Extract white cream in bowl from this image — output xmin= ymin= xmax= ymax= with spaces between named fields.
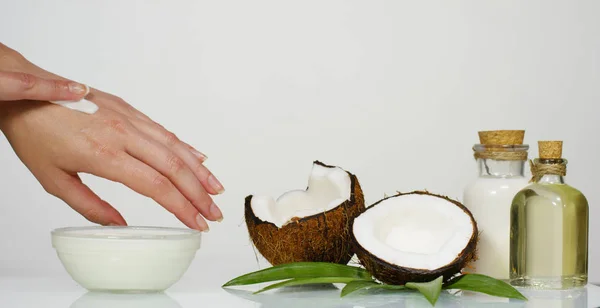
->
xmin=51 ymin=226 xmax=202 ymax=293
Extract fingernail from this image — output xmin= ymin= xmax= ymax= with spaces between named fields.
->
xmin=210 ymin=202 xmax=223 ymax=222
xmin=208 ymin=175 xmax=225 ymax=194
xmin=68 ymin=82 xmax=88 ymax=95
xmin=190 ymin=149 xmax=208 ymax=162
xmin=196 ymin=213 xmax=209 ymax=232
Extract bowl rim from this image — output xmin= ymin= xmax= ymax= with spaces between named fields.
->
xmin=51 ymin=225 xmax=202 ymax=241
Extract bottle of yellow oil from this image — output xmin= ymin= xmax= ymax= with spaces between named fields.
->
xmin=509 ymin=141 xmax=589 ymax=289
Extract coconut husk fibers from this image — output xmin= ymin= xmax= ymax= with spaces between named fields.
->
xmin=351 ymin=190 xmax=479 ymax=285
xmin=245 ymin=161 xmax=366 ymax=266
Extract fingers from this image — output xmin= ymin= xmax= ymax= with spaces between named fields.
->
xmin=41 ymin=169 xmax=127 ymax=226
xmin=86 ymin=150 xmax=210 ymax=231
xmin=130 ymin=119 xmax=224 ymax=196
xmin=0 ymin=71 xmax=88 ymax=102
xmin=181 ymin=141 xmax=208 ymax=161
xmin=125 ymin=130 xmax=224 ymax=222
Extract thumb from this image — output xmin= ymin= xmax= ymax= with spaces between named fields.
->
xmin=0 ymin=71 xmax=88 ymax=102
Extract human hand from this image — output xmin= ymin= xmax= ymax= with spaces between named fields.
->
xmin=0 ymin=43 xmax=223 ymax=231
xmin=0 ymin=70 xmax=89 ymax=102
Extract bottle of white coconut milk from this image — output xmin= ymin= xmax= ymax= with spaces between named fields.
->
xmin=462 ymin=130 xmax=529 ymax=280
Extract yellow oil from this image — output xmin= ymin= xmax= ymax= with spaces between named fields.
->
xmin=509 ymin=182 xmax=589 ymax=289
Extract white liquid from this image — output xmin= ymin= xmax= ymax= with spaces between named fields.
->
xmin=463 ymin=176 xmax=529 ymax=280
xmin=51 ymin=226 xmax=201 ymax=292
xmin=50 ymin=85 xmax=99 ymax=114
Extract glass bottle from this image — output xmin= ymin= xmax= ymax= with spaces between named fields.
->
xmin=510 ymin=141 xmax=589 ymax=289
xmin=463 ymin=130 xmax=529 ymax=280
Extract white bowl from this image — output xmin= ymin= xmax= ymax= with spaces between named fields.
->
xmin=51 ymin=226 xmax=202 ymax=293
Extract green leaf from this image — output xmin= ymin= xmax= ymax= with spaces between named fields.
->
xmin=254 ymin=277 xmax=366 ymax=294
xmin=341 ymin=281 xmax=380 ymax=297
xmin=443 ymin=274 xmax=527 ymax=301
xmin=405 ymin=276 xmax=443 ymax=306
xmin=223 ymin=262 xmax=371 ymax=287
xmin=341 ymin=280 xmax=406 ymax=297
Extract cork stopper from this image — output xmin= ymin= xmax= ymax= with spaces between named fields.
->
xmin=538 ymin=141 xmax=563 ymax=159
xmin=478 ymin=130 xmax=525 ymax=145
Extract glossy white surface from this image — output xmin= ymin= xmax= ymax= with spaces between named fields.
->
xmin=1 ymin=274 xmax=599 ymax=308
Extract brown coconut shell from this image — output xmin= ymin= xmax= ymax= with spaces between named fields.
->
xmin=245 ymin=161 xmax=365 ymax=266
xmin=351 ymin=190 xmax=478 ymax=285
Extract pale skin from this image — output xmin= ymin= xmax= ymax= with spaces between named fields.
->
xmin=0 ymin=43 xmax=223 ymax=232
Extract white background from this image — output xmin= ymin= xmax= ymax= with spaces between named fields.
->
xmin=1 ymin=0 xmax=599 ymax=285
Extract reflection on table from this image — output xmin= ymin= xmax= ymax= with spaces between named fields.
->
xmin=70 ymin=291 xmax=182 ymax=308
xmin=224 ymin=283 xmax=590 ymax=308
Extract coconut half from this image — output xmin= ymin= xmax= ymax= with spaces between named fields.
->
xmin=351 ymin=191 xmax=478 ymax=285
xmin=245 ymin=161 xmax=365 ymax=265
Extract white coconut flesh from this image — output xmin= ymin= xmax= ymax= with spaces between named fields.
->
xmin=353 ymin=194 xmax=474 ymax=270
xmin=251 ymin=164 xmax=351 ymax=228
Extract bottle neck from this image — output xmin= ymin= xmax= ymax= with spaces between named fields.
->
xmin=537 ymin=174 xmax=565 ymax=184
xmin=477 ymin=158 xmax=526 ymax=178
xmin=532 ymin=159 xmax=567 ymax=184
